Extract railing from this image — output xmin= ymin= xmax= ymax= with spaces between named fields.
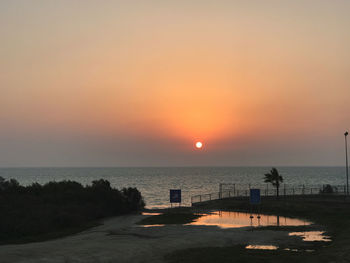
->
xmin=191 ymin=184 xmax=346 ymax=204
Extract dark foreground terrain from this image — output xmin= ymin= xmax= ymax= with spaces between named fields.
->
xmin=0 ymin=177 xmax=144 ymax=244
xmin=162 ymin=195 xmax=350 ymax=263
xmin=0 ymin=189 xmax=349 ymax=262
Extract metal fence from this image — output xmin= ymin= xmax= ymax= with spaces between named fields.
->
xmin=191 ymin=184 xmax=346 ymax=204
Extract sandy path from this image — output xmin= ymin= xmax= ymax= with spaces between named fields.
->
xmin=0 ymin=214 xmax=293 ymax=263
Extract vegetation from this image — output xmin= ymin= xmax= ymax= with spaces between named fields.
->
xmin=264 ymin=168 xmax=283 ymax=197
xmin=0 ymin=177 xmax=144 ymax=244
xmin=165 ymin=245 xmax=315 ymax=263
xmin=137 ymin=212 xmax=201 ymax=225
xmin=320 ymin=184 xmax=335 ymax=194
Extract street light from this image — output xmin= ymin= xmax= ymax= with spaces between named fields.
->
xmin=345 ymin=131 xmax=349 ymax=195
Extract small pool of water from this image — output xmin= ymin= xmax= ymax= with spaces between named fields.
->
xmin=289 ymin=231 xmax=331 ymax=242
xmin=141 ymin=212 xmax=162 ymax=216
xmin=141 ymin=224 xmax=165 ymax=227
xmin=187 ymin=211 xmax=312 ymax=228
xmin=246 ymin=245 xmax=278 ymax=250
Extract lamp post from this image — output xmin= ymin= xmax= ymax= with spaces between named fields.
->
xmin=345 ymin=131 xmax=349 ymax=195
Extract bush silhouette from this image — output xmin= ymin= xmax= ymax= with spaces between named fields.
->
xmin=320 ymin=184 xmax=334 ymax=194
xmin=0 ymin=177 xmax=145 ymax=244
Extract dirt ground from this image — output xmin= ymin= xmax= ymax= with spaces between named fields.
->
xmin=0 ymin=213 xmax=308 ymax=263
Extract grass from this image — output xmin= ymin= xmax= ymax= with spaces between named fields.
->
xmin=164 ymin=195 xmax=350 ymax=263
xmin=164 ymin=245 xmax=322 ymax=263
xmin=137 ymin=212 xmax=201 ymax=225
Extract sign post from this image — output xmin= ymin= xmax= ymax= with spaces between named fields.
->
xmin=250 ymin=189 xmax=261 ymax=205
xmin=249 ymin=189 xmax=261 ymax=227
xmin=170 ymin=189 xmax=181 ymax=207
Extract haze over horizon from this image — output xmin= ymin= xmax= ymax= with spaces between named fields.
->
xmin=1 ymin=0 xmax=349 ymax=167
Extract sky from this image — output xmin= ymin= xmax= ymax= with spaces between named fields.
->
xmin=1 ymin=0 xmax=349 ymax=167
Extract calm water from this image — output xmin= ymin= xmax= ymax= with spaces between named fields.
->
xmin=0 ymin=167 xmax=345 ymax=208
xmin=289 ymin=231 xmax=331 ymax=242
xmin=187 ymin=211 xmax=311 ymax=228
xmin=140 ymin=211 xmax=311 ymax=228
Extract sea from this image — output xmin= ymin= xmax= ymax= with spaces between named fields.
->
xmin=0 ymin=167 xmax=346 ymax=208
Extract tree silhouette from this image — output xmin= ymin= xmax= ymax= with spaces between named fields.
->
xmin=264 ymin=168 xmax=283 ymax=197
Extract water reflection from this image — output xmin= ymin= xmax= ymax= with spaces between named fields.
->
xmin=284 ymin=248 xmax=299 ymax=252
xmin=284 ymin=248 xmax=315 ymax=252
xmin=289 ymin=231 xmax=331 ymax=242
xmin=187 ymin=211 xmax=311 ymax=228
xmin=141 ymin=224 xmax=165 ymax=227
xmin=141 ymin=212 xmax=162 ymax=216
xmin=246 ymin=245 xmax=278 ymax=250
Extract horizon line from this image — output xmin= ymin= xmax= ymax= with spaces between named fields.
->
xmin=0 ymin=165 xmax=346 ymax=169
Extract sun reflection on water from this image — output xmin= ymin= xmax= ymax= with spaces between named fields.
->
xmin=289 ymin=231 xmax=331 ymax=242
xmin=246 ymin=245 xmax=278 ymax=250
xmin=187 ymin=211 xmax=311 ymax=228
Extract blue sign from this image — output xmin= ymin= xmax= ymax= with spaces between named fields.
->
xmin=250 ymin=189 xmax=261 ymax=204
xmin=170 ymin=189 xmax=181 ymax=203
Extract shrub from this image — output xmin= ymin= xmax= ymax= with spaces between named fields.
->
xmin=320 ymin=184 xmax=334 ymax=194
xmin=0 ymin=178 xmax=145 ymax=243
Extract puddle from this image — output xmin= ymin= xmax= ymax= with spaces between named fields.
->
xmin=139 ymin=212 xmax=164 ymax=227
xmin=284 ymin=248 xmax=299 ymax=252
xmin=246 ymin=245 xmax=278 ymax=250
xmin=289 ymin=231 xmax=331 ymax=242
xmin=141 ymin=224 xmax=165 ymax=227
xmin=141 ymin=212 xmax=162 ymax=216
xmin=187 ymin=211 xmax=311 ymax=228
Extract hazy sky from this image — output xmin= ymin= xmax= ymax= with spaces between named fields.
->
xmin=1 ymin=0 xmax=349 ymax=167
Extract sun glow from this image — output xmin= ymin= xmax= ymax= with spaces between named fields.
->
xmin=195 ymin=141 xmax=203 ymax=149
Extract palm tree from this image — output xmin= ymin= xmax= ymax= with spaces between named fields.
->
xmin=264 ymin=168 xmax=283 ymax=197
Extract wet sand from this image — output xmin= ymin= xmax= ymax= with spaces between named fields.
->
xmin=0 ymin=213 xmax=312 ymax=263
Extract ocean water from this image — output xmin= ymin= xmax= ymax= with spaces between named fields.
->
xmin=0 ymin=167 xmax=346 ymax=208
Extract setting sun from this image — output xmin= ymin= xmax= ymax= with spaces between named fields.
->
xmin=195 ymin=142 xmax=203 ymax=149
xmin=0 ymin=1 xmax=349 ymax=262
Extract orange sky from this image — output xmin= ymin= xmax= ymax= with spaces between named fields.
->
xmin=0 ymin=1 xmax=349 ymax=166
